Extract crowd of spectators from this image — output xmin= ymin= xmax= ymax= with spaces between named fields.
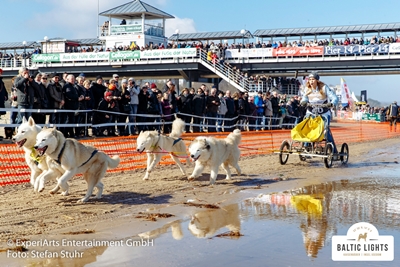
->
xmin=2 ymin=34 xmax=399 ymax=63
xmin=3 ymin=68 xmax=309 ymax=139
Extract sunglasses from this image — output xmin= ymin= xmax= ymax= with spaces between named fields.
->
xmin=42 ymin=78 xmax=47 ymax=80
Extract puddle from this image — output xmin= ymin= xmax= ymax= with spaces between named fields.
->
xmin=2 ymin=177 xmax=400 ymax=267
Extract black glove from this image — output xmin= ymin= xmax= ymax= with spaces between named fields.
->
xmin=300 ymin=101 xmax=307 ymax=107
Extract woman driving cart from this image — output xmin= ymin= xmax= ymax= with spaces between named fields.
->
xmin=300 ymin=72 xmax=338 ymax=153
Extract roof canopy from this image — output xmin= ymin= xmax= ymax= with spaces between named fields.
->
xmin=254 ymin=22 xmax=400 ymax=38
xmin=0 ymin=41 xmax=38 ymax=50
xmin=99 ymin=0 xmax=174 ymax=20
xmin=0 ymin=38 xmax=102 ymax=51
xmin=169 ymin=30 xmax=254 ymax=42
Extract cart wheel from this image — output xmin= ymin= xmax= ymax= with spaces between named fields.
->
xmin=340 ymin=143 xmax=349 ymax=164
xmin=324 ymin=143 xmax=334 ymax=168
xmin=279 ymin=140 xmax=290 ymax=165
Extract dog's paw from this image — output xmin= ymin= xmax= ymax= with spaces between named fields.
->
xmin=61 ymin=191 xmax=69 ymax=196
xmin=77 ymin=198 xmax=88 ymax=203
xmin=188 ymin=176 xmax=195 ymax=181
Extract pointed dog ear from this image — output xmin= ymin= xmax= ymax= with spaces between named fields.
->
xmin=28 ymin=117 xmax=35 ymax=126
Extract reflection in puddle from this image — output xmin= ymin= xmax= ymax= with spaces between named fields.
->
xmin=243 ymin=179 xmax=400 ymax=260
xmin=4 ymin=178 xmax=400 ymax=266
xmin=188 ymin=204 xmax=240 ymax=238
xmin=139 ymin=220 xmax=183 ymax=240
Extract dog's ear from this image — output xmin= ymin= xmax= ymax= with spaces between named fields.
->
xmin=28 ymin=117 xmax=35 ymax=126
xmin=22 ymin=116 xmax=28 ymax=124
xmin=42 ymin=126 xmax=48 ymax=130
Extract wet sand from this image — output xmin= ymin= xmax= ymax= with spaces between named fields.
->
xmin=0 ymin=135 xmax=399 ymax=266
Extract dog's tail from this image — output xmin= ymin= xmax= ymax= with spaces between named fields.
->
xmin=107 ymin=155 xmax=121 ymax=169
xmin=226 ymin=129 xmax=242 ymax=145
xmin=170 ymin=118 xmax=185 ymax=138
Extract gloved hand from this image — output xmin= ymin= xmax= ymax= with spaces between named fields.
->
xmin=300 ymin=101 xmax=307 ymax=107
xmin=327 ymin=102 xmax=333 ymax=107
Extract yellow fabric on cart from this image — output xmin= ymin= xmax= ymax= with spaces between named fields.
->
xmin=291 ymin=116 xmax=325 ymax=142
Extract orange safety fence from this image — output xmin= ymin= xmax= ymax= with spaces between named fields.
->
xmin=0 ymin=120 xmax=398 ymax=186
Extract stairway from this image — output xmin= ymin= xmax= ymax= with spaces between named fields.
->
xmin=198 ymin=49 xmax=249 ymax=92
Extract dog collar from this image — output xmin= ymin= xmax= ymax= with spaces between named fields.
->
xmin=30 ymin=147 xmax=42 ymax=165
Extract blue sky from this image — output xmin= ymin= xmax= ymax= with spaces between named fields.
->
xmin=3 ymin=0 xmax=400 ymax=103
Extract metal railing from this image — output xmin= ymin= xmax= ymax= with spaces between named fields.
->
xmin=198 ymin=49 xmax=250 ymax=92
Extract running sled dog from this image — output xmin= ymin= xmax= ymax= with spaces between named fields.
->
xmin=12 ymin=117 xmax=62 ymax=191
xmin=188 ymin=129 xmax=242 ymax=184
xmin=135 ymin=118 xmax=189 ymax=180
xmin=34 ymin=127 xmax=120 ymax=203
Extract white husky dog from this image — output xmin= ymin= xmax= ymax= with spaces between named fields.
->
xmin=12 ymin=117 xmax=61 ymax=191
xmin=135 ymin=118 xmax=189 ymax=180
xmin=188 ymin=129 xmax=242 ymax=184
xmin=34 ymin=127 xmax=120 ymax=203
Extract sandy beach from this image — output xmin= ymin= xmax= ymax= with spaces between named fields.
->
xmin=0 ymin=134 xmax=399 ymax=248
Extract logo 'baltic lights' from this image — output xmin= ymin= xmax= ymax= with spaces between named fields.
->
xmin=332 ymin=222 xmax=394 ymax=261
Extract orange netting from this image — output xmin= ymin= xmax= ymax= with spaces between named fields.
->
xmin=0 ymin=121 xmax=397 ymax=186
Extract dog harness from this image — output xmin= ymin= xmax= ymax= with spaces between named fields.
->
xmin=30 ymin=147 xmax=42 ymax=165
xmin=79 ymin=150 xmax=98 ymax=167
xmin=55 ymin=142 xmax=66 ymax=165
xmin=173 ymin=138 xmax=182 ymax=146
xmin=55 ymin=141 xmax=98 ymax=167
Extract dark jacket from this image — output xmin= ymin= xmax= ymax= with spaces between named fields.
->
xmin=94 ymin=98 xmax=111 ymax=124
xmin=206 ymin=94 xmax=220 ymax=113
xmin=48 ymin=81 xmax=64 ymax=109
xmin=168 ymin=90 xmax=178 ymax=113
xmin=0 ymin=77 xmax=8 ymax=114
xmin=14 ymin=76 xmax=34 ymax=106
xmin=90 ymin=83 xmax=107 ymax=109
xmin=147 ymin=89 xmax=160 ymax=115
xmin=138 ymin=89 xmax=149 ymax=113
xmin=118 ymin=88 xmax=131 ymax=114
xmin=225 ymin=96 xmax=236 ymax=116
xmin=63 ymin=82 xmax=80 ymax=110
xmin=84 ymin=88 xmax=95 ymax=110
xmin=192 ymin=93 xmax=206 ymax=115
xmin=77 ymin=84 xmax=87 ymax=110
xmin=177 ymin=94 xmax=193 ymax=114
xmin=106 ymin=89 xmax=121 ymax=112
xmin=271 ymin=96 xmax=280 ymax=114
xmin=32 ymin=82 xmax=49 ymax=109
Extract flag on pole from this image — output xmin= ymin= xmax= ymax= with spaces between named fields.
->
xmin=130 ymin=41 xmax=137 ymax=50
xmin=340 ymin=78 xmax=353 ymax=108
